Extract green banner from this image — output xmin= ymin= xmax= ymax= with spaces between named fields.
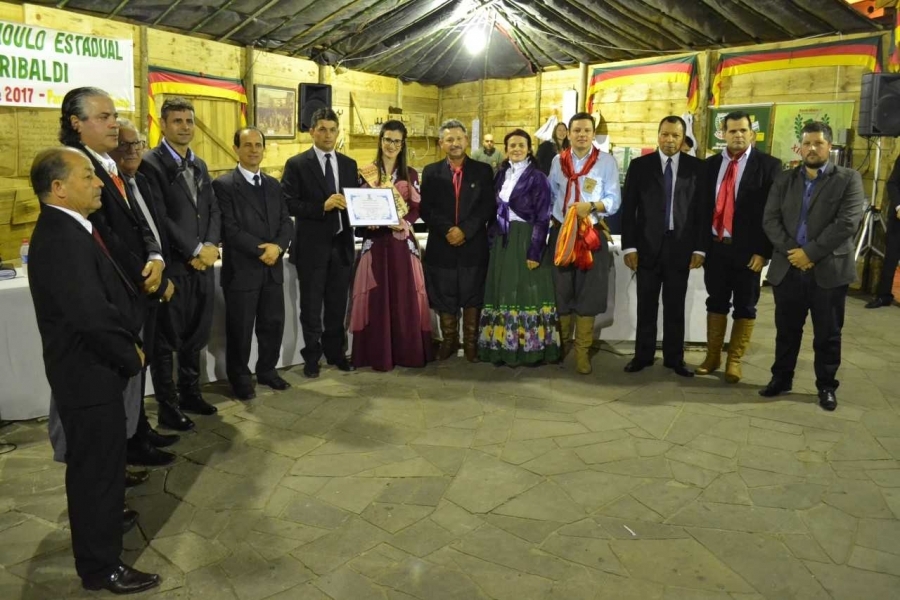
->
xmin=771 ymin=101 xmax=855 ymax=166
xmin=706 ymin=104 xmax=773 ymax=156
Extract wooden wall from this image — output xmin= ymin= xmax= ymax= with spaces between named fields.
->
xmin=0 ymin=1 xmax=441 ymax=261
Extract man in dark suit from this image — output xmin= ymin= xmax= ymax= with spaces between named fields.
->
xmin=696 ymin=111 xmax=782 ymax=383
xmin=760 ymin=121 xmax=866 ymax=411
xmin=865 ymin=153 xmax=900 ymax=309
xmin=59 ymin=87 xmax=176 ymax=468
xmin=140 ymin=97 xmax=221 ymax=425
xmin=420 ymin=119 xmax=495 ymax=362
xmin=621 ymin=115 xmax=710 ymax=377
xmin=282 ymin=107 xmax=358 ymax=378
xmin=28 ymin=147 xmax=160 ymax=594
xmin=214 ymin=127 xmax=293 ymax=399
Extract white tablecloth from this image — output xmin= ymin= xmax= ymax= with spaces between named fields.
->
xmin=1 ymin=235 xmax=735 ymax=421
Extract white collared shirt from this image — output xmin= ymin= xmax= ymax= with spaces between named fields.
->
xmin=312 ymin=145 xmax=340 ymax=193
xmin=48 ymin=204 xmax=93 ymax=233
xmin=237 ymin=163 xmax=262 ymax=186
xmin=713 ymin=147 xmax=752 ymax=238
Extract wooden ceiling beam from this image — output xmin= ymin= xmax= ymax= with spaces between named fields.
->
xmin=190 ymin=1 xmax=238 ymax=33
xmin=218 ymin=0 xmax=282 ymax=42
xmin=337 ymin=0 xmax=457 ymax=61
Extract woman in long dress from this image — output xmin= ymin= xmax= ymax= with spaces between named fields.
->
xmin=477 ymin=129 xmax=560 ymax=366
xmin=349 ymin=120 xmax=434 ymax=371
xmin=536 ymin=122 xmax=570 ymax=175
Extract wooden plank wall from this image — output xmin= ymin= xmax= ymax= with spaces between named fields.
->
xmin=0 ymin=1 xmax=440 ymax=260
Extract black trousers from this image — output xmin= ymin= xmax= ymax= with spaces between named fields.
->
xmin=876 ymin=212 xmax=900 ymax=299
xmin=703 ymin=239 xmax=762 ymax=319
xmin=153 ymin=269 xmax=214 ymax=392
xmin=634 ymin=236 xmax=690 ymax=365
xmin=423 ymin=262 xmax=488 ymax=314
xmin=771 ymin=267 xmax=848 ymax=391
xmin=224 ymin=274 xmax=285 ymax=386
xmin=57 ymin=400 xmax=125 ymax=579
xmin=297 ymin=240 xmax=352 ymax=365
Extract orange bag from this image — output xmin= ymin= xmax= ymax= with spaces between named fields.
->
xmin=554 ymin=207 xmax=601 ymax=270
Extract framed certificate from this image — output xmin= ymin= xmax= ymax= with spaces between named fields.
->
xmin=344 ymin=187 xmax=401 ymax=227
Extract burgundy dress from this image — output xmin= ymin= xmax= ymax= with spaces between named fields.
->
xmin=349 ymin=167 xmax=434 ymax=371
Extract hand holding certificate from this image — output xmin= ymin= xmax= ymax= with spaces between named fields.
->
xmin=344 ymin=187 xmax=401 ymax=227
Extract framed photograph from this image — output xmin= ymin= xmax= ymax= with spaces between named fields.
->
xmin=254 ymin=85 xmax=296 ymax=139
xmin=344 ymin=187 xmax=401 ymax=227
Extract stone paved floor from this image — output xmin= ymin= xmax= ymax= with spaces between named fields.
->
xmin=2 ymin=289 xmax=900 ymax=599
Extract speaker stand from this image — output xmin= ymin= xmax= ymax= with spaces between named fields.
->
xmin=855 ymin=137 xmax=889 ymax=289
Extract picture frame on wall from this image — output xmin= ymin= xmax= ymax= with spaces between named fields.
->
xmin=254 ymin=85 xmax=296 ymax=139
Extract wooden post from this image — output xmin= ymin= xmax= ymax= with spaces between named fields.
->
xmin=479 ymin=77 xmax=485 ymax=135
xmin=535 ymin=71 xmax=543 ymax=131
xmin=695 ymin=51 xmax=714 ymax=158
xmin=578 ymin=62 xmax=588 ymax=111
xmin=139 ymin=26 xmax=149 ymax=132
xmin=244 ymin=46 xmax=255 ymax=126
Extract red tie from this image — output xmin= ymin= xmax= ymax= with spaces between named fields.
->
xmin=92 ymin=227 xmax=111 ymax=258
xmin=451 ymin=164 xmax=463 ymax=225
xmin=713 ymin=152 xmax=745 ymax=240
xmin=109 ymin=172 xmax=128 ymax=204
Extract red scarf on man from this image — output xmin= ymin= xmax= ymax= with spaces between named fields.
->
xmin=555 ymin=146 xmax=602 ymax=270
xmin=713 ymin=149 xmax=747 ymax=240
xmin=559 ymin=146 xmax=601 ymax=213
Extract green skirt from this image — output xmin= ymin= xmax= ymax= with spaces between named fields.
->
xmin=477 ymin=221 xmax=561 ymax=366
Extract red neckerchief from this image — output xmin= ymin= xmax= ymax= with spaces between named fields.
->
xmin=713 ymin=148 xmax=748 ymax=240
xmin=559 ymin=146 xmax=601 ymax=213
xmin=449 ymin=159 xmax=463 ymax=224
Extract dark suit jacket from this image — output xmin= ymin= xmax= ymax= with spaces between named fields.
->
xmin=420 ymin=157 xmax=496 ymax=268
xmin=763 ymin=163 xmax=866 ymax=289
xmin=282 ymin=147 xmax=358 ymax=267
xmin=621 ymin=151 xmax=709 ymax=269
xmin=139 ymin=144 xmax=221 ymax=277
xmin=29 ymin=206 xmax=143 ymax=410
xmin=705 ymin=149 xmax=783 ymax=263
xmin=214 ymin=168 xmax=293 ymax=291
xmin=68 ymin=142 xmax=168 ymax=304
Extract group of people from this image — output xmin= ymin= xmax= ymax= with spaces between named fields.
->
xmin=25 ymin=82 xmax=870 ymax=593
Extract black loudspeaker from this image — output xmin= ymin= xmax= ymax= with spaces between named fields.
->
xmin=859 ymin=73 xmax=900 ymax=137
xmin=298 ymin=83 xmax=332 ymax=132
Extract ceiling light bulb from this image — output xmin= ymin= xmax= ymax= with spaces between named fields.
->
xmin=465 ymin=27 xmax=486 ymax=55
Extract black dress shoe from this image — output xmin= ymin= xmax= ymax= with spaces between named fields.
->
xmin=303 ymin=362 xmax=320 ymax=379
xmin=624 ymin=359 xmax=653 ymax=373
xmin=145 ymin=427 xmax=179 ymax=448
xmin=865 ymin=296 xmax=893 ymax=309
xmin=82 ymin=564 xmax=161 ymax=595
xmin=665 ymin=363 xmax=694 ymax=378
xmin=124 ymin=469 xmax=149 ymax=488
xmin=258 ymin=375 xmax=291 ymax=390
xmin=233 ymin=383 xmax=256 ymax=401
xmin=818 ymin=389 xmax=838 ymax=411
xmin=328 ymin=358 xmax=356 ymax=372
xmin=126 ymin=438 xmax=175 ymax=467
xmin=158 ymin=400 xmax=195 ymax=431
xmin=758 ymin=380 xmax=793 ymax=397
xmin=123 ymin=509 xmax=138 ymax=533
xmin=179 ymin=391 xmax=217 ymax=415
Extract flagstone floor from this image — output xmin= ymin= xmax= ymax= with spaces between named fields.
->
xmin=2 ymin=288 xmax=900 ymax=599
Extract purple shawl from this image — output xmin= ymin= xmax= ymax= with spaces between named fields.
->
xmin=492 ymin=160 xmax=552 ymax=262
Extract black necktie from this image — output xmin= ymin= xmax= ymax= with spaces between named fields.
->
xmin=323 ymin=154 xmax=337 ymax=195
xmin=664 ymin=157 xmax=674 ymax=231
xmin=324 ymin=153 xmax=343 ymax=235
xmin=253 ymin=174 xmax=260 ymax=187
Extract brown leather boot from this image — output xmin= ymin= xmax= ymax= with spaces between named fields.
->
xmin=462 ymin=307 xmax=480 ymax=363
xmin=573 ymin=316 xmax=595 ymax=375
xmin=558 ymin=314 xmax=574 ymax=360
xmin=725 ymin=318 xmax=755 ymax=383
xmin=437 ymin=312 xmax=460 ymax=360
xmin=695 ymin=313 xmax=728 ymax=375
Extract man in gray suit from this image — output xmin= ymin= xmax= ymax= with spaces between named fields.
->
xmin=759 ymin=121 xmax=865 ymax=411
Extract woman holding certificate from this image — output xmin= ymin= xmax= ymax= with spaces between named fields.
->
xmin=477 ymin=129 xmax=561 ymax=366
xmin=348 ymin=120 xmax=434 ymax=371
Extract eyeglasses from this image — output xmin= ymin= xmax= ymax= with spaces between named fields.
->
xmin=381 ymin=138 xmax=404 ymax=146
xmin=117 ymin=140 xmax=146 ymax=151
